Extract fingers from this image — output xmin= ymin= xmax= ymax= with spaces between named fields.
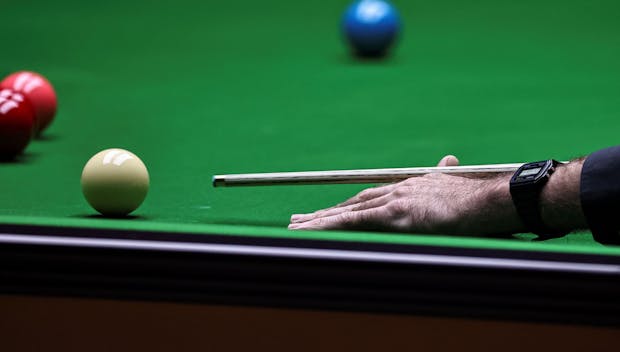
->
xmin=290 ymin=182 xmax=403 ymax=224
xmin=291 ymin=191 xmax=393 ymax=224
xmin=437 ymin=155 xmax=460 ymax=167
xmin=291 ymin=183 xmax=399 ymax=223
xmin=289 ymin=207 xmax=386 ymax=231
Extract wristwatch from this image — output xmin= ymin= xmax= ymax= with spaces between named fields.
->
xmin=509 ymin=160 xmax=567 ymax=238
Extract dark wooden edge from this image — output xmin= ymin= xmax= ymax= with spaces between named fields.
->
xmin=1 ymin=223 xmax=619 ymax=326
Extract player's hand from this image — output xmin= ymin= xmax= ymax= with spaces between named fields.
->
xmin=288 ymin=155 xmax=519 ymax=235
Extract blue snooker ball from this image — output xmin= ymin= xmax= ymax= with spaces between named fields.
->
xmin=342 ymin=0 xmax=401 ymax=57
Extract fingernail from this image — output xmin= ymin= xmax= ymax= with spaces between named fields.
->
xmin=288 ymin=223 xmax=300 ymax=230
xmin=291 ymin=214 xmax=301 ymax=221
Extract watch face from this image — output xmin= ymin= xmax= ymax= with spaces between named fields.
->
xmin=519 ymin=167 xmax=541 ymax=177
xmin=511 ymin=160 xmax=555 ymax=185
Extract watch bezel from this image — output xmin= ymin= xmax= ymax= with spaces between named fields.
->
xmin=510 ymin=160 xmax=555 ymax=187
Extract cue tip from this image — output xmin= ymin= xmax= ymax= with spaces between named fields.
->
xmin=212 ymin=175 xmax=226 ymax=188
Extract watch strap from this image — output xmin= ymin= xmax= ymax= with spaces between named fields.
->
xmin=510 ymin=160 xmax=568 ymax=238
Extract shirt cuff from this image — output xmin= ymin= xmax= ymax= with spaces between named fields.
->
xmin=581 ymin=146 xmax=620 ymax=244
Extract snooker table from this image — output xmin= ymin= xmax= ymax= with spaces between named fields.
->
xmin=1 ymin=0 xmax=620 ymax=349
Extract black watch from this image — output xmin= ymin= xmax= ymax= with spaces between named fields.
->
xmin=509 ymin=160 xmax=567 ymax=238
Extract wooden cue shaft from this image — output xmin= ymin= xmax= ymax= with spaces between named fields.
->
xmin=212 ymin=163 xmax=527 ymax=187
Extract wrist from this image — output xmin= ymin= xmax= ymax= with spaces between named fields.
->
xmin=483 ymin=175 xmax=527 ymax=234
xmin=461 ymin=175 xmax=525 ymax=235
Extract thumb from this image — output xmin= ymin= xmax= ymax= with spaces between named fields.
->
xmin=437 ymin=155 xmax=460 ymax=167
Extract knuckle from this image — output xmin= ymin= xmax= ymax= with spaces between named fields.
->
xmin=386 ymin=199 xmax=407 ymax=215
xmin=311 ymin=218 xmax=325 ymax=227
xmin=392 ymin=186 xmax=409 ymax=197
xmin=351 ymin=203 xmax=366 ymax=212
xmin=358 ymin=189 xmax=373 ymax=199
xmin=402 ymin=178 xmax=417 ymax=186
xmin=358 ymin=187 xmax=382 ymax=201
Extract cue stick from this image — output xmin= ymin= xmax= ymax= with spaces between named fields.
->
xmin=212 ymin=162 xmax=532 ymax=187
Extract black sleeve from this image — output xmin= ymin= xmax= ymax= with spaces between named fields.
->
xmin=580 ymin=146 xmax=620 ymax=245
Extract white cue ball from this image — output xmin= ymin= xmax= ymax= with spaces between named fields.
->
xmin=81 ymin=148 xmax=150 ymax=217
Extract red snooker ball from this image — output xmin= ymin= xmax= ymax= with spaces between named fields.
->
xmin=0 ymin=71 xmax=57 ymax=135
xmin=0 ymin=88 xmax=35 ymax=158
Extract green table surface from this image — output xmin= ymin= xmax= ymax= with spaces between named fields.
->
xmin=1 ymin=0 xmax=620 ymax=254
